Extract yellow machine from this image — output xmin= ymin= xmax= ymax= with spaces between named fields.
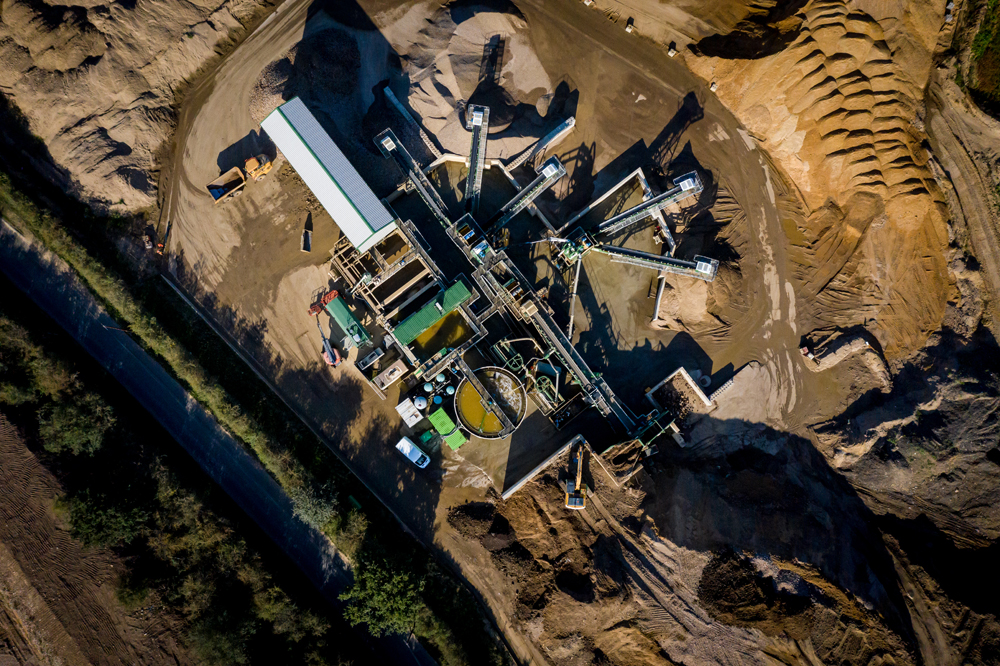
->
xmin=244 ymin=154 xmax=273 ymax=182
xmin=564 ymin=443 xmax=587 ymax=510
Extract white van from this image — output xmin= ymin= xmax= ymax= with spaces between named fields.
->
xmin=395 ymin=436 xmax=430 ymax=469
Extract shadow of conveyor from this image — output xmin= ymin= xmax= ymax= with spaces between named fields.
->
xmin=641 ymin=420 xmax=918 ymax=647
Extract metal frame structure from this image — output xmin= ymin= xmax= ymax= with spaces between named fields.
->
xmin=464 ymin=105 xmax=490 ymax=215
xmin=487 ymin=156 xmax=566 ymax=232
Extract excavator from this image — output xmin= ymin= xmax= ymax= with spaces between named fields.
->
xmin=564 ymin=441 xmax=587 ymax=510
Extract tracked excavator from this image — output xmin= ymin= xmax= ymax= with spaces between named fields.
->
xmin=564 ymin=442 xmax=587 ymax=510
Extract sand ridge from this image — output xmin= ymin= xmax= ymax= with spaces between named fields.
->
xmin=687 ymin=0 xmax=956 ymax=361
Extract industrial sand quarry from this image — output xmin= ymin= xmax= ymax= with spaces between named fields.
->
xmin=7 ymin=0 xmax=1000 ymax=664
xmin=152 ymin=2 xmax=1000 ymax=665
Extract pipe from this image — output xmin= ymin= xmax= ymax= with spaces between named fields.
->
xmin=501 ymin=337 xmax=544 ymax=354
xmin=652 ymin=274 xmax=666 ymax=322
xmin=566 ymin=257 xmax=583 ymax=340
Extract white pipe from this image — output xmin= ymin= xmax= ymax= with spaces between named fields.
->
xmin=652 ymin=274 xmax=666 ymax=322
xmin=567 ymin=257 xmax=583 ymax=340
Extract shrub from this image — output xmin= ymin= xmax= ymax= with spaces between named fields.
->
xmin=253 ymin=587 xmax=328 ymax=641
xmin=330 ymin=510 xmax=367 ymax=560
xmin=289 ymin=480 xmax=338 ymax=531
xmin=0 ymin=382 xmax=36 ymax=405
xmin=188 ymin=612 xmax=254 ymax=666
xmin=38 ymin=392 xmax=115 ymax=455
xmin=340 ymin=553 xmax=426 ymax=637
xmin=66 ymin=490 xmax=149 ymax=546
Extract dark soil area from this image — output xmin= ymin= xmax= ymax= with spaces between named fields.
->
xmin=689 ymin=0 xmax=809 ymax=59
xmin=697 ymin=550 xmax=815 ymax=639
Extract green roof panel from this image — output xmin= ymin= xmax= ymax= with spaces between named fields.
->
xmin=444 ymin=431 xmax=467 ymax=450
xmin=393 ymin=281 xmax=473 ymax=346
xmin=428 ymin=408 xmax=466 ymax=450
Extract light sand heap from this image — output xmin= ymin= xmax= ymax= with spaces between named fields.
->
xmin=688 ymin=0 xmax=956 ymax=360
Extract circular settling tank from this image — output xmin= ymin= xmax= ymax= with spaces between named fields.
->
xmin=455 ymin=366 xmax=527 ymax=439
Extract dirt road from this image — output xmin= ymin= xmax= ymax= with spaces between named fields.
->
xmin=0 ymin=220 xmax=430 ymax=666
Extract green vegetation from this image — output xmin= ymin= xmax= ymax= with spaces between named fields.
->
xmin=63 ymin=490 xmax=149 ymax=546
xmin=0 ymin=303 xmax=367 ymax=664
xmin=39 ymin=394 xmax=116 ymax=455
xmin=0 ymin=164 xmax=511 ymax=663
xmin=0 ymin=314 xmax=115 ymax=455
xmin=0 ymin=170 xmax=334 ymax=528
xmin=969 ymin=0 xmax=1000 ymax=111
xmin=341 ymin=546 xmax=426 ymax=636
xmin=972 ymin=0 xmax=998 ymax=60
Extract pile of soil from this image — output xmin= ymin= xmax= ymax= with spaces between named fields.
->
xmin=697 ymin=550 xmax=814 ymax=639
xmin=0 ymin=0 xmax=268 ymax=210
xmin=686 ymin=0 xmax=955 ymax=361
xmin=447 ymin=442 xmax=927 ymax=666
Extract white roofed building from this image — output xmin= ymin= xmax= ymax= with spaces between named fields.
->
xmin=262 ymin=98 xmax=397 ymax=255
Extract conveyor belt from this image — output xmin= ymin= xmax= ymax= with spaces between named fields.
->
xmin=375 ymin=129 xmax=452 ymax=229
xmin=488 ymin=156 xmax=566 ymax=231
xmin=596 ymin=171 xmax=702 ymax=237
xmin=464 ymin=105 xmax=490 ymax=215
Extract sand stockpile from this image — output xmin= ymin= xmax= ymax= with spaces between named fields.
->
xmin=375 ymin=0 xmax=557 ymax=160
xmin=654 ymin=186 xmax=751 ymax=342
xmin=687 ymin=0 xmax=956 ymax=361
xmin=0 ymin=0 xmax=267 ymax=211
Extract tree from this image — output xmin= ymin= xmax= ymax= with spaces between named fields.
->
xmin=289 ymin=480 xmax=337 ymax=531
xmin=66 ymin=490 xmax=148 ymax=546
xmin=340 ymin=555 xmax=426 ymax=636
xmin=253 ymin=586 xmax=328 ymax=641
xmin=39 ymin=392 xmax=115 ymax=455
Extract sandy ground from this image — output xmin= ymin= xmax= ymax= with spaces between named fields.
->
xmin=926 ymin=62 xmax=1000 ymax=332
xmin=155 ymin=0 xmax=899 ymax=663
xmin=684 ymin=0 xmax=961 ymax=362
xmin=0 ymin=0 xmax=274 ymax=210
xmin=0 ymin=415 xmax=193 ymax=666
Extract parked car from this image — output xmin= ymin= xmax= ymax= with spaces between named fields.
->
xmin=395 ymin=436 xmax=430 ymax=469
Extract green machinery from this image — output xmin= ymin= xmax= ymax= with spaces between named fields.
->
xmin=491 ymin=339 xmax=573 ymax=413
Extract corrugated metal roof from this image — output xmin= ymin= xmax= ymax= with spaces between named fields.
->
xmin=392 ymin=280 xmax=473 ymax=346
xmin=261 ymin=98 xmax=397 ymax=254
xmin=428 ymin=409 xmax=466 ymax=450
